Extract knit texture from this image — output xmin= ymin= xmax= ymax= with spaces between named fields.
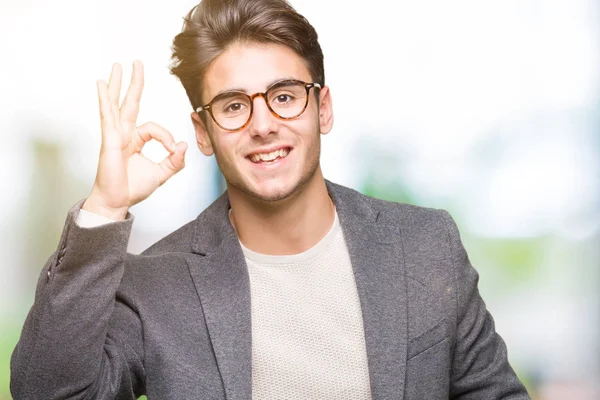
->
xmin=243 ymin=212 xmax=372 ymax=399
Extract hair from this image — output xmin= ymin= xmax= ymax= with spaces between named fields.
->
xmin=170 ymin=0 xmax=325 ymax=116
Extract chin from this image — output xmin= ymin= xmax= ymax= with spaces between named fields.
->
xmin=246 ymin=180 xmax=298 ymax=203
xmin=229 ymin=171 xmax=313 ymax=204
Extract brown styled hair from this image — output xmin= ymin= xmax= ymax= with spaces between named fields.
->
xmin=169 ymin=0 xmax=325 ymax=115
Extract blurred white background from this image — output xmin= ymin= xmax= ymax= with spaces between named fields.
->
xmin=1 ymin=0 xmax=598 ymax=398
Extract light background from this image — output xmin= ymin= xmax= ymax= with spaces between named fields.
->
xmin=1 ymin=0 xmax=598 ymax=398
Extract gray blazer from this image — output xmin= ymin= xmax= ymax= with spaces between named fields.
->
xmin=11 ymin=181 xmax=530 ymax=399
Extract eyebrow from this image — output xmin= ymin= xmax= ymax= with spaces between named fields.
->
xmin=212 ymin=77 xmax=298 ymax=98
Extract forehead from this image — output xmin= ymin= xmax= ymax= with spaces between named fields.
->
xmin=203 ymin=42 xmax=312 ymax=101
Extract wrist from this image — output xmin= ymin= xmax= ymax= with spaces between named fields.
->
xmin=82 ymin=196 xmax=128 ymax=221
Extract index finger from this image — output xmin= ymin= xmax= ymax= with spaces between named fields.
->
xmin=135 ymin=122 xmax=176 ymax=153
xmin=120 ymin=60 xmax=144 ymax=125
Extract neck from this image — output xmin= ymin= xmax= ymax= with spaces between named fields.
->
xmin=227 ymin=170 xmax=335 ymax=255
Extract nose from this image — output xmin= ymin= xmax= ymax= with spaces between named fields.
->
xmin=248 ymin=94 xmax=277 ymax=138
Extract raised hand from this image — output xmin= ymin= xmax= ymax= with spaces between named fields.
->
xmin=83 ymin=61 xmax=187 ymax=220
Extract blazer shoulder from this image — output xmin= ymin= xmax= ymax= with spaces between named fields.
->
xmin=376 ymin=196 xmax=445 ymax=220
xmin=138 ymin=191 xmax=231 ymax=257
xmin=378 ymin=197 xmax=455 ymax=251
xmin=347 ymin=188 xmax=458 ymax=262
xmin=328 ymin=181 xmax=452 ymax=235
xmin=357 ymin=190 xmax=450 ymax=229
xmin=139 ymin=219 xmax=197 ymax=256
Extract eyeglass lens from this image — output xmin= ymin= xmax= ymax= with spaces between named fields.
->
xmin=210 ymin=81 xmax=309 ymax=131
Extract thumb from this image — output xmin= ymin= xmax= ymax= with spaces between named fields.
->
xmin=158 ymin=141 xmax=188 ymax=184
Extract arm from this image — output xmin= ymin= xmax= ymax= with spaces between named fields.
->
xmin=11 ymin=204 xmax=145 ymax=399
xmin=11 ymin=61 xmax=187 ymax=399
xmin=440 ymin=211 xmax=531 ymax=399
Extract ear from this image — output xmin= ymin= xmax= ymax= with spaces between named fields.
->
xmin=318 ymin=86 xmax=334 ymax=135
xmin=190 ymin=111 xmax=214 ymax=156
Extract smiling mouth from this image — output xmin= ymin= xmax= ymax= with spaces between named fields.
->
xmin=247 ymin=147 xmax=291 ymax=164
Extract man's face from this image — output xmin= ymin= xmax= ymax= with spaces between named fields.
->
xmin=192 ymin=42 xmax=333 ymax=204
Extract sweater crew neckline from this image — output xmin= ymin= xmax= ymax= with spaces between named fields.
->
xmin=239 ymin=211 xmax=340 ymax=265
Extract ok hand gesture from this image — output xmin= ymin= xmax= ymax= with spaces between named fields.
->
xmin=83 ymin=61 xmax=187 ymax=220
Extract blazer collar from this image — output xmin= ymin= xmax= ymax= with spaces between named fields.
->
xmin=191 ymin=190 xmax=235 ymax=256
xmin=187 ymin=181 xmax=408 ymax=400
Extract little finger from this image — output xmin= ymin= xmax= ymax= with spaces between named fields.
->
xmin=97 ymin=80 xmax=116 ymax=134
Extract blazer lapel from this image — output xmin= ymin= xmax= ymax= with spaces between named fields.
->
xmin=186 ymin=193 xmax=252 ymax=400
xmin=329 ymin=182 xmax=409 ymax=400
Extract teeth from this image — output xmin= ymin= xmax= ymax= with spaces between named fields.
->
xmin=250 ymin=148 xmax=289 ymax=163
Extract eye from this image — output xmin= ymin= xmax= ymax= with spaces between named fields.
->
xmin=225 ymin=102 xmax=246 ymax=113
xmin=274 ymin=94 xmax=293 ymax=103
xmin=212 ymin=92 xmax=250 ymax=116
xmin=268 ymin=82 xmax=305 ymax=106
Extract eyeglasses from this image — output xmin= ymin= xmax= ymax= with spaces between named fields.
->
xmin=196 ymin=79 xmax=321 ymax=132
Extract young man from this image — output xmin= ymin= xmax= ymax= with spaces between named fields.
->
xmin=11 ymin=0 xmax=530 ymax=398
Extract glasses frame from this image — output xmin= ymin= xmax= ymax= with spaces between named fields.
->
xmin=196 ymin=79 xmax=322 ymax=132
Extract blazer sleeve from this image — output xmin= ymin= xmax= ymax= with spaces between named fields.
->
xmin=10 ymin=202 xmax=146 ymax=399
xmin=440 ymin=211 xmax=531 ymax=399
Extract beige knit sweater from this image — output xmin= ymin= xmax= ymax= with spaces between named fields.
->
xmin=242 ymin=212 xmax=372 ymax=399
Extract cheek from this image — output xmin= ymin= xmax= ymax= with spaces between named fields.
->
xmin=293 ymin=108 xmax=320 ymax=136
xmin=208 ymin=129 xmax=227 ymax=153
xmin=300 ymin=118 xmax=321 ymax=144
xmin=216 ymin=136 xmax=246 ymax=166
